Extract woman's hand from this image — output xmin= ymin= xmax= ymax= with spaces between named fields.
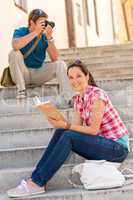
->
xmin=48 ymin=118 xmax=67 ymax=129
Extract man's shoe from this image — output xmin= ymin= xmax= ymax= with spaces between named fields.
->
xmin=16 ymin=90 xmax=26 ymax=99
xmin=7 ymin=179 xmax=45 ymax=198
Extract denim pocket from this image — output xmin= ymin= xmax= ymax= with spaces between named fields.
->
xmin=112 ymin=143 xmax=128 ymax=162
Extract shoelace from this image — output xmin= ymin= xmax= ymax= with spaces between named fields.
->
xmin=18 ymin=180 xmax=29 ymax=192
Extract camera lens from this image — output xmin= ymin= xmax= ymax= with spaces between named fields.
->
xmin=45 ymin=20 xmax=48 ymax=27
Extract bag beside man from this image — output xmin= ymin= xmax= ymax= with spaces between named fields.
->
xmin=0 ymin=67 xmax=15 ymax=87
xmin=0 ymin=35 xmax=41 ymax=87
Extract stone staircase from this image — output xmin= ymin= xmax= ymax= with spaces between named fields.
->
xmin=1 ymin=43 xmax=133 ymax=199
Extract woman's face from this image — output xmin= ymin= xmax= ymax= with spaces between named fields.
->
xmin=68 ymin=66 xmax=89 ymax=93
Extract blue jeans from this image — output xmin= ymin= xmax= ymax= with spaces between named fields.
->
xmin=31 ymin=128 xmax=128 ymax=187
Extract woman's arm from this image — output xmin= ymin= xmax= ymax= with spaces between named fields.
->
xmin=70 ymin=99 xmax=105 ymax=135
xmin=48 ymin=99 xmax=105 ymax=135
xmin=72 ymin=110 xmax=83 ymax=125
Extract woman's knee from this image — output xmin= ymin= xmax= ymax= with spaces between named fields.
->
xmin=54 ymin=128 xmax=66 ymax=137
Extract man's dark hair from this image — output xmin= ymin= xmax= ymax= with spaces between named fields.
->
xmin=28 ymin=9 xmax=48 ymax=26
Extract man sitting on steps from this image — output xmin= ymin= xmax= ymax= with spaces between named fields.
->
xmin=8 ymin=9 xmax=73 ymax=105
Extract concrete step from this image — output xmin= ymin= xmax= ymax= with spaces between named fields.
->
xmin=60 ymin=50 xmax=133 ymax=59
xmin=1 ymin=78 xmax=133 ymax=100
xmin=59 ymin=43 xmax=133 ymax=56
xmin=0 ymin=82 xmax=59 ymax=100
xmin=1 ymin=158 xmax=133 ymax=193
xmin=1 ymin=185 xmax=133 ymax=200
xmin=0 ymin=137 xmax=133 ymax=169
xmin=0 ymin=104 xmax=132 ymax=131
xmin=97 ymin=79 xmax=133 ymax=91
xmin=62 ymin=54 xmax=133 ymax=65
xmin=0 ymin=146 xmax=84 ymax=169
xmin=0 ymin=164 xmax=75 ymax=192
xmin=0 ymin=87 xmax=133 ymax=110
xmin=0 ymin=118 xmax=132 ymax=149
xmin=0 ymin=127 xmax=54 ymax=149
xmin=0 ymin=107 xmax=72 ymax=130
xmin=107 ymin=89 xmax=133 ymax=105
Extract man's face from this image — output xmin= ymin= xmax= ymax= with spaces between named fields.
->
xmin=36 ymin=17 xmax=47 ymax=26
xmin=30 ymin=17 xmax=47 ymax=29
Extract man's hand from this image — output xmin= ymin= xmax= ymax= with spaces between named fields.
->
xmin=45 ymin=25 xmax=53 ymax=40
xmin=34 ymin=19 xmax=46 ymax=35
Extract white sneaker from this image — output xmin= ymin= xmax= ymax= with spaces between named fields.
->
xmin=16 ymin=90 xmax=26 ymax=99
xmin=7 ymin=179 xmax=45 ymax=198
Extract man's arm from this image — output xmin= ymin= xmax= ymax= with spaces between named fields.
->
xmin=12 ymin=31 xmax=38 ymax=50
xmin=45 ymin=25 xmax=59 ymax=61
xmin=46 ymin=41 xmax=59 ymax=61
xmin=12 ymin=20 xmax=45 ymax=50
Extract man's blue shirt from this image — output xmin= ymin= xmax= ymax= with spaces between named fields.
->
xmin=13 ymin=27 xmax=48 ymax=69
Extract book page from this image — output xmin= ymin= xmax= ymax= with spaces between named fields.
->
xmin=33 ymin=96 xmax=66 ymax=121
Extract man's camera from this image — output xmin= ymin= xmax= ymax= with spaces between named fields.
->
xmin=45 ymin=20 xmax=55 ymax=28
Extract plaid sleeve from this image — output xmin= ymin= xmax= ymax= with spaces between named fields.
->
xmin=92 ymin=89 xmax=108 ymax=105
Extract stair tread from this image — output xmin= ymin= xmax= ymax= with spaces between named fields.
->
xmin=1 ymin=182 xmax=133 ymax=200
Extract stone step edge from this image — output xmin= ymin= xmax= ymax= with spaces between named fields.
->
xmin=0 ymin=138 xmax=133 ymax=152
xmin=0 ymin=107 xmax=71 ymax=117
xmin=0 ymin=137 xmax=132 ymax=151
xmin=0 ymin=145 xmax=46 ymax=153
xmin=0 ymin=163 xmax=73 ymax=174
xmin=0 ymin=143 xmax=133 ymax=157
xmin=1 ymin=76 xmax=133 ymax=91
xmin=0 ymin=169 xmax=133 ymax=200
xmin=0 ymin=103 xmax=133 ymax=118
xmin=0 ymin=117 xmax=132 ymax=133
xmin=1 ymin=185 xmax=133 ymax=200
xmin=59 ymin=43 xmax=133 ymax=52
xmin=0 ymin=185 xmax=133 ymax=200
xmin=0 ymin=118 xmax=132 ymax=134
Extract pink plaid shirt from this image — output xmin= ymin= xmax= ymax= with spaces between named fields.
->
xmin=72 ymin=86 xmax=129 ymax=141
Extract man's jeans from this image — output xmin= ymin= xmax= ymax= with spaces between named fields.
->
xmin=31 ymin=128 xmax=128 ymax=187
xmin=8 ymin=50 xmax=73 ymax=100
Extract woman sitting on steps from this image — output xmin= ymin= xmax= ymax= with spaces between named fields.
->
xmin=7 ymin=60 xmax=129 ymax=198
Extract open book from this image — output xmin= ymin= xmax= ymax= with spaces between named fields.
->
xmin=33 ymin=96 xmax=66 ymax=121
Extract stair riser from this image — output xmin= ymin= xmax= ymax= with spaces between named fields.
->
xmin=0 ymin=85 xmax=58 ymax=100
xmin=0 ymin=90 xmax=133 ymax=113
xmin=1 ymin=157 xmax=133 ymax=193
xmin=0 ymin=121 xmax=132 ymax=149
xmin=0 ymin=106 xmax=132 ymax=131
xmin=0 ymin=135 xmax=133 ymax=169
xmin=9 ymin=190 xmax=133 ymax=200
xmin=0 ymin=109 xmax=70 ymax=130
xmin=59 ymin=44 xmax=133 ymax=55
xmin=97 ymin=79 xmax=133 ymax=91
xmin=1 ymin=158 xmax=133 ymax=193
xmin=0 ymin=165 xmax=75 ymax=192
xmin=1 ymin=142 xmax=133 ymax=169
xmin=0 ymin=148 xmax=84 ymax=169
xmin=1 ymin=79 xmax=133 ymax=100
xmin=0 ymin=128 xmax=53 ymax=149
xmin=63 ymin=55 xmax=133 ymax=65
